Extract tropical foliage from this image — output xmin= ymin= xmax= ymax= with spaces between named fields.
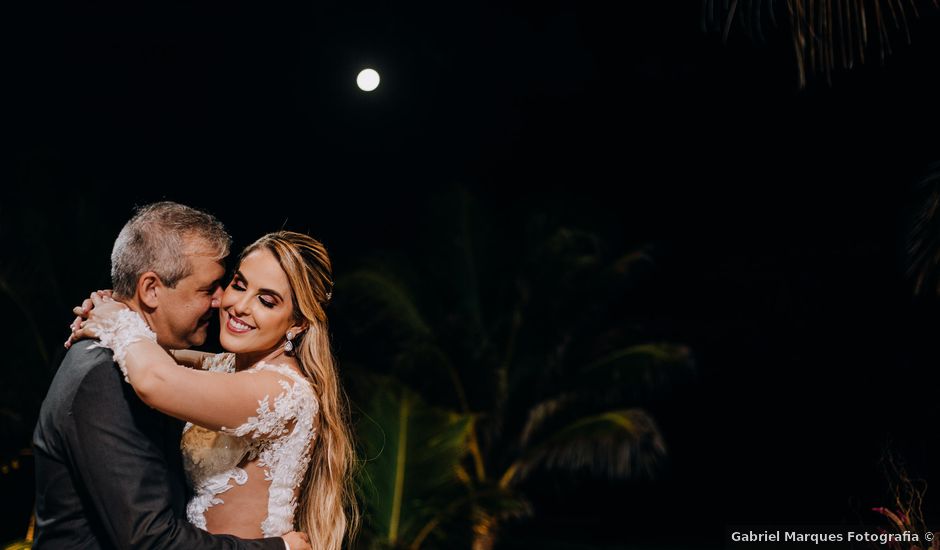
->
xmin=703 ymin=0 xmax=940 ymax=87
xmin=334 ymin=187 xmax=695 ymax=548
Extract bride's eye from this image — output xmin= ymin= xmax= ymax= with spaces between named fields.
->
xmin=259 ymin=296 xmax=275 ymax=308
xmin=231 ymin=280 xmax=246 ymax=291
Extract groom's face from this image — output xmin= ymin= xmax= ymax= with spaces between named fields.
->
xmin=156 ymin=251 xmax=227 ymax=349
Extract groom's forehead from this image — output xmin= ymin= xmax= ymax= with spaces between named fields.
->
xmin=180 ymin=252 xmax=227 ymax=283
xmin=180 ymin=234 xmax=229 ymax=258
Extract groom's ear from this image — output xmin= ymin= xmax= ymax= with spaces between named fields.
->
xmin=137 ymin=272 xmax=162 ymax=309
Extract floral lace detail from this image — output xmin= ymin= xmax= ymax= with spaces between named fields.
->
xmin=181 ymin=354 xmax=250 ymax=527
xmin=87 ymin=308 xmax=156 ymax=382
xmin=199 ymin=352 xmax=236 ymax=373
xmin=181 ymin=355 xmax=319 ymax=537
xmin=186 ymin=458 xmax=250 ymax=530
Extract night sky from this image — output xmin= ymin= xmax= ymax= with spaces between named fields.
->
xmin=6 ymin=0 xmax=940 ymax=547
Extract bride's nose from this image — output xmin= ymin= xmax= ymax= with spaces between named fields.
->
xmin=232 ymin=293 xmax=252 ymax=316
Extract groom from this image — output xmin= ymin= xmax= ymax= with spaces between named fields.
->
xmin=32 ymin=202 xmax=309 ymax=549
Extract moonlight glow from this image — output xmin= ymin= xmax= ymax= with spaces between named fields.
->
xmin=356 ymin=68 xmax=380 ymax=92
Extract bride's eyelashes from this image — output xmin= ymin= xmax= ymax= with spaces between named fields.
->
xmin=230 ymin=279 xmax=276 ymax=309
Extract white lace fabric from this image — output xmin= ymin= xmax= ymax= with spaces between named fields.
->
xmin=87 ymin=308 xmax=157 ymax=382
xmin=89 ymin=314 xmax=320 ymax=537
xmin=181 ymin=353 xmax=320 ymax=537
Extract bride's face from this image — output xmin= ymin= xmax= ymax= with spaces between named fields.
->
xmin=218 ymin=248 xmax=299 ymax=356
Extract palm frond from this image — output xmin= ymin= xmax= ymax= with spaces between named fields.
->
xmin=509 ymin=342 xmax=691 ymax=459
xmin=353 ymin=373 xmax=474 ymax=546
xmin=503 ymin=408 xmax=667 ymax=487
xmin=518 ymin=394 xmax=575 ymax=449
xmin=704 ymin=0 xmax=939 ymax=87
xmin=409 ymin=486 xmax=532 ymax=550
xmin=578 ymin=342 xmax=696 ymax=403
xmin=703 ymin=0 xmax=780 ymax=41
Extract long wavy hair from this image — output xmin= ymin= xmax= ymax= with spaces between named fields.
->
xmin=241 ymin=231 xmax=359 ymax=549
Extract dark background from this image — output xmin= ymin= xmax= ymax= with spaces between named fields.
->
xmin=4 ymin=1 xmax=940 ymax=548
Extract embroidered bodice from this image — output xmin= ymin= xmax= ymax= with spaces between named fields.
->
xmin=91 ymin=309 xmax=319 ymax=537
xmin=181 ymin=353 xmax=319 ymax=537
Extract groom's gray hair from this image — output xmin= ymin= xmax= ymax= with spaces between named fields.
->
xmin=110 ymin=201 xmax=232 ymax=299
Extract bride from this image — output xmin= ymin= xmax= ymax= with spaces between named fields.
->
xmin=73 ymin=231 xmax=359 ymax=549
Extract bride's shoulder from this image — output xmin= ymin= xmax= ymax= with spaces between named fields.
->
xmin=249 ymin=361 xmax=316 ymax=401
xmin=250 ymin=361 xmax=306 ymax=384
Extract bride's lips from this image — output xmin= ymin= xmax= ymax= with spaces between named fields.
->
xmin=225 ymin=313 xmax=255 ymax=335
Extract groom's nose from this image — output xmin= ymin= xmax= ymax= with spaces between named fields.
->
xmin=211 ymin=286 xmax=223 ymax=308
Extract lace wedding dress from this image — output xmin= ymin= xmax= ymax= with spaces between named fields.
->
xmin=92 ymin=310 xmax=319 ymax=537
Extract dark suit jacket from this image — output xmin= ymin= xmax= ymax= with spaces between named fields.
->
xmin=32 ymin=341 xmax=285 ymax=549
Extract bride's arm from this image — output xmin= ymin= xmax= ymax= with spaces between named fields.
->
xmin=167 ymin=349 xmax=215 ymax=370
xmin=82 ymin=301 xmax=301 ymax=435
xmin=120 ymin=337 xmax=293 ymax=433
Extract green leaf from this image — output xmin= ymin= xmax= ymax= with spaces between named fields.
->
xmin=354 ymin=373 xmax=473 ymax=546
xmin=505 ymin=408 xmax=666 ymax=486
xmin=409 ymin=484 xmax=532 ymax=549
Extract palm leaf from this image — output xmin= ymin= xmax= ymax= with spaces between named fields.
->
xmin=577 ymin=343 xmax=695 ymax=403
xmin=353 ymin=373 xmax=474 ymax=546
xmin=502 ymin=408 xmax=667 ymax=487
xmin=409 ymin=485 xmax=532 ymax=550
xmin=506 ymin=343 xmax=691 ymax=457
xmin=704 ymin=0 xmax=939 ymax=87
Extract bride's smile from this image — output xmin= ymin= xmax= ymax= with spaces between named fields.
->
xmin=225 ymin=315 xmax=255 ymax=333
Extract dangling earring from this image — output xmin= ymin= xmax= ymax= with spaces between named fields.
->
xmin=285 ymin=330 xmax=294 ymax=353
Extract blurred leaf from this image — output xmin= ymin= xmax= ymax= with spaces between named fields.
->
xmin=353 ymin=373 xmax=473 ymax=546
xmin=576 ymin=343 xmax=695 ymax=403
xmin=703 ymin=0 xmax=939 ymax=88
xmin=505 ymin=408 xmax=667 ymax=486
xmin=335 ymin=186 xmax=696 ymax=548
xmin=409 ymin=485 xmax=532 ymax=550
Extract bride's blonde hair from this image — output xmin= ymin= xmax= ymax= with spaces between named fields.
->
xmin=241 ymin=231 xmax=359 ymax=550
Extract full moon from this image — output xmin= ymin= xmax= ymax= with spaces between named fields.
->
xmin=356 ymin=68 xmax=380 ymax=92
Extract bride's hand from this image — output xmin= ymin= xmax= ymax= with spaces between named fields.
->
xmin=65 ymin=290 xmax=121 ymax=347
xmin=282 ymin=531 xmax=311 ymax=550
